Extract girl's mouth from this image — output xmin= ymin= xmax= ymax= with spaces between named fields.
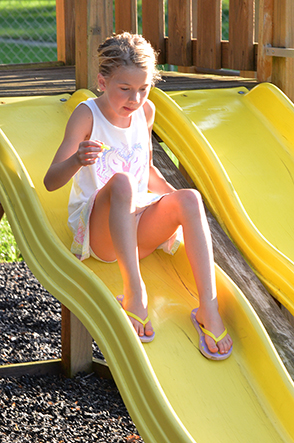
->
xmin=123 ymin=106 xmax=136 ymax=112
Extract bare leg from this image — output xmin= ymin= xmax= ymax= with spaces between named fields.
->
xmin=137 ymin=189 xmax=232 ymax=354
xmin=89 ymin=173 xmax=153 ymax=338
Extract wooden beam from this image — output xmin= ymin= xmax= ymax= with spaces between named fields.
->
xmin=229 ymin=0 xmax=255 ymax=70
xmin=75 ymin=0 xmax=113 ymax=90
xmin=142 ymin=0 xmax=165 ymax=64
xmin=167 ymin=0 xmax=192 ymax=66
xmin=0 ymin=360 xmax=63 ymax=378
xmin=56 ymin=0 xmax=75 ymax=65
xmin=75 ymin=0 xmax=88 ymax=89
xmin=257 ymin=0 xmax=273 ymax=82
xmin=61 ymin=305 xmax=93 ymax=378
xmin=271 ymin=0 xmax=294 ymax=102
xmin=266 ymin=47 xmax=294 ymax=57
xmin=88 ymin=0 xmax=113 ymax=89
xmin=115 ymin=0 xmax=137 ymax=34
xmin=196 ymin=0 xmax=221 ymax=69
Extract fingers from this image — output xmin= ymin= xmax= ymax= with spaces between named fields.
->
xmin=76 ymin=140 xmax=109 ymax=166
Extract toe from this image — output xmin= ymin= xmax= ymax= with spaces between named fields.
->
xmin=205 ymin=335 xmax=219 ymax=354
xmin=144 ymin=321 xmax=154 ymax=337
xmin=136 ymin=321 xmax=145 ymax=337
xmin=218 ymin=335 xmax=233 ymax=354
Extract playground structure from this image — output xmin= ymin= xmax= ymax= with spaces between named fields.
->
xmin=55 ymin=0 xmax=294 ymax=100
xmin=1 ymin=0 xmax=294 ymax=442
xmin=0 ymin=87 xmax=293 ymax=443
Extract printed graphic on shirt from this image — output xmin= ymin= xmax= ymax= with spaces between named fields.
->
xmin=96 ymin=141 xmax=148 ymax=188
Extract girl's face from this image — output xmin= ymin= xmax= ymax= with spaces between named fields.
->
xmin=98 ymin=65 xmax=153 ymax=126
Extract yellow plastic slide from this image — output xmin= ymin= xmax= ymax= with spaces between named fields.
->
xmin=0 ymin=91 xmax=294 ymax=443
xmin=150 ymin=83 xmax=294 ymax=316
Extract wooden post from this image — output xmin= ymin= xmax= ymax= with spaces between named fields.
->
xmin=75 ymin=0 xmax=88 ymax=89
xmin=61 ymin=305 xmax=93 ymax=378
xmin=142 ymin=0 xmax=165 ymax=64
xmin=115 ymin=0 xmax=138 ymax=34
xmin=196 ymin=0 xmax=221 ymax=69
xmin=167 ymin=0 xmax=192 ymax=66
xmin=75 ymin=0 xmax=113 ymax=90
xmin=257 ymin=0 xmax=273 ymax=82
xmin=56 ymin=0 xmax=75 ymax=64
xmin=229 ymin=0 xmax=255 ymax=70
xmin=271 ymin=0 xmax=294 ymax=102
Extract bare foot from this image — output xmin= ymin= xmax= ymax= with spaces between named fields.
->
xmin=196 ymin=305 xmax=232 ymax=355
xmin=121 ymin=289 xmax=154 ymax=339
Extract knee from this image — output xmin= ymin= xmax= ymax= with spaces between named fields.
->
xmin=175 ymin=189 xmax=204 ymax=215
xmin=109 ymin=173 xmax=138 ymax=201
xmin=178 ymin=189 xmax=202 ymax=206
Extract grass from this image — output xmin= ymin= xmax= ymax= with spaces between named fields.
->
xmin=0 ymin=0 xmax=57 ymax=64
xmin=0 ymin=215 xmax=23 ymax=262
xmin=0 ymin=42 xmax=57 ymax=64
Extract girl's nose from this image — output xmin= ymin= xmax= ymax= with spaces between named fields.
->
xmin=129 ymin=92 xmax=140 ymax=103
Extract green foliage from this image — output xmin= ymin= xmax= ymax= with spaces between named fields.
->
xmin=0 ymin=215 xmax=23 ymax=262
xmin=222 ymin=0 xmax=229 ymax=40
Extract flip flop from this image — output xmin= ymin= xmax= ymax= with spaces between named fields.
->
xmin=191 ymin=308 xmax=232 ymax=360
xmin=116 ymin=295 xmax=155 ymax=343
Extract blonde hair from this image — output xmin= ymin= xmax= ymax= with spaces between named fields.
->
xmin=98 ymin=32 xmax=161 ymax=86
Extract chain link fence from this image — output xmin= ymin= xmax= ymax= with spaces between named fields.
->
xmin=0 ymin=0 xmax=57 ymax=65
xmin=0 ymin=0 xmax=248 ymax=66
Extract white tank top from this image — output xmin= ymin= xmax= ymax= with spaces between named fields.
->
xmin=68 ymin=98 xmax=150 ymax=232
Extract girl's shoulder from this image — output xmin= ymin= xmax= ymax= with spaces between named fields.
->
xmin=65 ymin=100 xmax=94 ymax=140
xmin=143 ymin=99 xmax=155 ymax=127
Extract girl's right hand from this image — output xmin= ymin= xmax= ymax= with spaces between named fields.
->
xmin=76 ymin=140 xmax=106 ymax=166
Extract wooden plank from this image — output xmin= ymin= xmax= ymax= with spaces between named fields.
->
xmin=142 ymin=0 xmax=165 ymax=64
xmin=167 ymin=0 xmax=192 ymax=66
xmin=75 ymin=0 xmax=88 ymax=89
xmin=75 ymin=0 xmax=113 ymax=90
xmin=0 ymin=66 xmax=76 ymax=97
xmin=156 ymin=73 xmax=259 ymax=91
xmin=281 ymin=305 xmax=294 ymax=328
xmin=61 ymin=305 xmax=93 ymax=378
xmin=271 ymin=0 xmax=294 ymax=102
xmin=92 ymin=358 xmax=113 ymax=379
xmin=257 ymin=0 xmax=273 ymax=82
xmin=0 ymin=360 xmax=63 ymax=378
xmin=88 ymin=0 xmax=113 ymax=90
xmin=229 ymin=0 xmax=255 ymax=70
xmin=115 ymin=0 xmax=137 ymax=34
xmin=0 ymin=65 xmax=260 ymax=98
xmin=56 ymin=0 xmax=75 ymax=65
xmin=196 ymin=0 xmax=221 ymax=69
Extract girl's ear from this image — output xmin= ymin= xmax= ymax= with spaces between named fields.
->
xmin=97 ymin=73 xmax=107 ymax=91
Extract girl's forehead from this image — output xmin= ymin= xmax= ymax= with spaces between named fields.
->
xmin=112 ymin=65 xmax=153 ymax=83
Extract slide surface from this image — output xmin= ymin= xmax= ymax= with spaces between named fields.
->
xmin=150 ymin=83 xmax=294 ymax=316
xmin=0 ymin=91 xmax=294 ymax=443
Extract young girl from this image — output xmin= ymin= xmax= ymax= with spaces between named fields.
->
xmin=44 ymin=32 xmax=232 ymax=358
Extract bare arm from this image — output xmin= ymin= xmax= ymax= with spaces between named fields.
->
xmin=144 ymin=100 xmax=176 ymax=194
xmin=44 ymin=103 xmax=104 ymax=192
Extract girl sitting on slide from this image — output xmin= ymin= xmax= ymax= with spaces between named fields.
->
xmin=44 ymin=32 xmax=232 ymax=359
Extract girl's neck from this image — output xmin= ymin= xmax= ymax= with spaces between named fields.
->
xmin=95 ymin=96 xmax=132 ymax=129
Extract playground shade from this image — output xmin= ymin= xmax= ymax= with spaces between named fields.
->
xmin=150 ymin=83 xmax=294 ymax=316
xmin=0 ymin=90 xmax=294 ymax=443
